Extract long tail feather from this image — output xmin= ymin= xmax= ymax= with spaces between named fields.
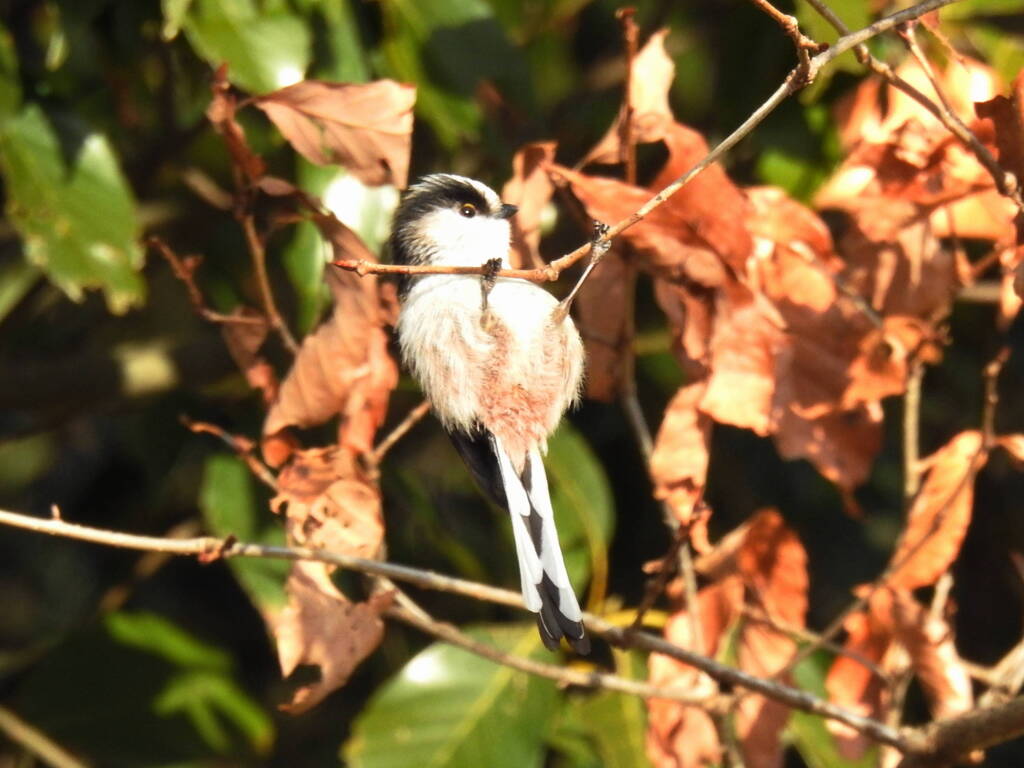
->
xmin=493 ymin=437 xmax=589 ymax=654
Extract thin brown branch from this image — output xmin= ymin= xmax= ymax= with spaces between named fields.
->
xmin=747 ymin=0 xmax=826 ymax=78
xmin=369 ymin=400 xmax=431 ymax=465
xmin=0 ymin=706 xmax=90 ymax=768
xmin=616 ymin=7 xmax=639 ymax=185
xmin=806 ymin=0 xmax=1022 ymax=213
xmin=181 ymin=417 xmax=279 ymax=490
xmin=982 ymin=346 xmax=1010 ymax=446
xmin=386 ymin=602 xmax=714 ymax=705
xmin=239 ymin=212 xmax=300 ymax=354
xmin=149 ymin=237 xmax=268 ymax=326
xmin=904 ymin=361 xmax=925 ymax=503
xmin=334 ymin=0 xmax=964 ymax=286
xmin=0 ymin=507 xmax=909 ymax=750
xmin=897 ymin=697 xmax=1024 ymax=767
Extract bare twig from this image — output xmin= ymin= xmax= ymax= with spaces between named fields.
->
xmin=369 ymin=400 xmax=432 ymax=465
xmin=386 ymin=602 xmax=712 ymax=705
xmin=181 ymin=417 xmax=279 ymax=490
xmin=0 ymin=507 xmax=908 ymax=750
xmin=982 ymin=346 xmax=1010 ymax=446
xmin=149 ymin=237 xmax=268 ymax=326
xmin=904 ymin=361 xmax=925 ymax=503
xmin=805 ymin=0 xmax=1022 ymax=212
xmin=239 ymin=212 xmax=300 ymax=354
xmin=747 ymin=0 xmax=826 ymax=78
xmin=333 ymin=0 xmax=964 ymax=286
xmin=0 ymin=706 xmax=90 ymax=768
xmin=617 ymin=7 xmax=639 ymax=184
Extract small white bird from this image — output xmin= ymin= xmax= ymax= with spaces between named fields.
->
xmin=390 ymin=173 xmax=590 ymax=653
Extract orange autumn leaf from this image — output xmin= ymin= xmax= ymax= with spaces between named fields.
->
xmin=650 ymin=382 xmax=711 ymax=528
xmin=649 ymin=511 xmax=808 ymax=768
xmin=263 ymin=257 xmax=398 ymax=460
xmin=842 ymin=316 xmax=933 ymax=410
xmin=576 ymin=248 xmax=633 ymax=401
xmin=255 ymin=79 xmax=415 ymax=187
xmin=888 ymin=430 xmax=987 ymax=589
xmin=551 ymin=164 xmax=732 ymax=287
xmin=584 ymin=28 xmax=676 ymax=166
xmin=502 ymin=141 xmax=557 ymax=269
xmin=699 ymin=286 xmax=782 ymax=437
xmin=270 ymin=448 xmax=388 ymax=712
xmin=220 ymin=307 xmax=278 ymax=406
xmin=889 ymin=589 xmax=973 ymax=721
xmin=207 ymin=65 xmax=265 ymax=182
xmin=274 ymin=563 xmax=392 ymax=713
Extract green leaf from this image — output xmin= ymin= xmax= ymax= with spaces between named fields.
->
xmin=552 ymin=650 xmax=653 ymax=768
xmin=344 ymin=624 xmax=559 ymax=768
xmin=545 ymin=423 xmax=615 ymax=602
xmin=0 ymin=105 xmax=145 ymax=314
xmin=161 ymin=0 xmax=194 ymax=41
xmin=106 ymin=611 xmax=274 ymax=756
xmin=183 ymin=0 xmax=311 ymax=94
xmin=787 ymin=650 xmax=877 ymax=768
xmin=377 ymin=0 xmax=531 ymax=148
xmin=299 ymin=0 xmax=370 ymax=83
xmin=200 ymin=454 xmax=288 ymax=613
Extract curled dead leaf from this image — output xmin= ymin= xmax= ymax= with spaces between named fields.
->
xmin=502 ymin=142 xmax=556 ymax=269
xmin=275 ymin=562 xmax=392 ymax=713
xmin=888 ymin=430 xmax=986 ymax=590
xmin=263 ymin=263 xmax=398 ymax=458
xmin=255 ymin=79 xmax=415 ymax=187
xmin=584 ymin=28 xmax=676 ymax=166
xmin=650 ymin=382 xmax=711 ymax=529
xmin=576 ymin=249 xmax=632 ymax=401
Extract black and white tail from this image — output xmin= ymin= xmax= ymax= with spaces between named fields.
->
xmin=493 ymin=439 xmax=589 ymax=654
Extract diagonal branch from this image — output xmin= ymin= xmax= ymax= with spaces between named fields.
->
xmin=333 ymin=0 xmax=965 ymax=286
xmin=0 ymin=506 xmax=907 ymax=750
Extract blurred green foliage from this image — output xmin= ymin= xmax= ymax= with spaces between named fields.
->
xmin=1 ymin=0 xmax=1024 ymax=766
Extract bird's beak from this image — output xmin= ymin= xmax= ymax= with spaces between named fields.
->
xmin=498 ymin=203 xmax=519 ymax=219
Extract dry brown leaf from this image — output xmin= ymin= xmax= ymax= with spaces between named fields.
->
xmin=648 ymin=511 xmax=808 ymax=768
xmin=255 ymin=80 xmax=415 ymax=187
xmin=842 ymin=316 xmax=931 ymax=410
xmin=826 ymin=589 xmax=896 ymax=759
xmin=772 ymin=396 xmax=883 ymax=491
xmin=975 ymin=69 xmax=1024 ymax=183
xmin=263 ymin=263 xmax=398 ymax=458
xmin=646 ymin=580 xmax=741 ymax=768
xmin=584 ymin=28 xmax=675 ymax=166
xmin=699 ymin=286 xmax=781 ymax=436
xmin=274 ymin=562 xmax=391 ymax=713
xmin=576 ymin=248 xmax=632 ymax=401
xmin=649 ymin=123 xmax=754 ymax=276
xmin=551 ymin=164 xmax=731 ymax=286
xmin=220 ymin=307 xmax=277 ymax=405
xmin=269 ymin=448 xmax=388 ymax=712
xmin=999 ymin=247 xmax=1023 ymax=330
xmin=998 ymin=433 xmax=1024 ymax=463
xmin=502 ymin=142 xmax=556 ymax=269
xmin=738 ymin=508 xmax=808 ymax=628
xmin=890 ymin=589 xmax=973 ymax=720
xmin=888 ymin=430 xmax=986 ymax=590
xmin=207 ymin=65 xmax=265 ymax=182
xmin=272 ymin=447 xmax=385 ymax=559
xmin=650 ymin=382 xmax=711 ymax=528
xmin=653 ymin=279 xmax=713 ymax=378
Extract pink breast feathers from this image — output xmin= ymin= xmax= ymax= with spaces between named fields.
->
xmin=478 ymin=315 xmax=577 ymax=472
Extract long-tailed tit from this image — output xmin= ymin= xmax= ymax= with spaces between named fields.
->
xmin=390 ymin=174 xmax=589 ymax=653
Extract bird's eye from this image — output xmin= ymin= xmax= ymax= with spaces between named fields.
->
xmin=459 ymin=203 xmax=477 ymax=218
